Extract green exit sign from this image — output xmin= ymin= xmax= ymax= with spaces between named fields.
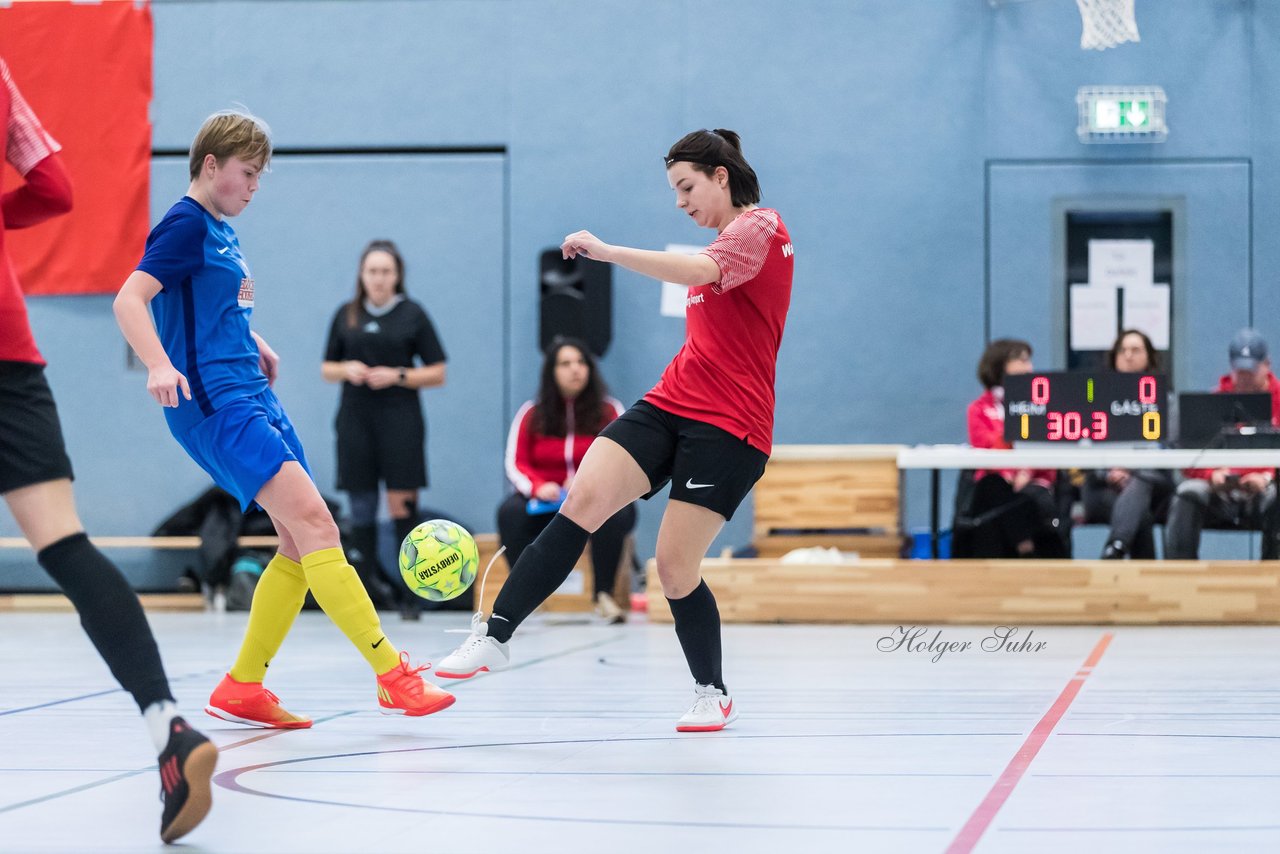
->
xmin=1094 ymin=99 xmax=1150 ymax=128
xmin=1077 ymin=86 xmax=1167 ymax=143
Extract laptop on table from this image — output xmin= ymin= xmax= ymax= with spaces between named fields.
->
xmin=1176 ymin=391 xmax=1274 ymax=449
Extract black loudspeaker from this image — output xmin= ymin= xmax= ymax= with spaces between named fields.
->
xmin=539 ymin=249 xmax=612 ymax=357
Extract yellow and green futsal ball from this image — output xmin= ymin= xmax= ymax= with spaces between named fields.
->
xmin=398 ymin=519 xmax=479 ymax=601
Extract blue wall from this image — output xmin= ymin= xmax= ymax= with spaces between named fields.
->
xmin=11 ymin=0 xmax=1277 ymax=564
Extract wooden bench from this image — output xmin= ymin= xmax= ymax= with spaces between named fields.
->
xmin=0 ymin=536 xmax=281 ymax=550
xmin=475 ymin=532 xmax=632 ymax=615
xmin=2 ymin=533 xmax=632 ymax=614
xmin=0 ymin=536 xmax=282 ymax=611
xmin=752 ymin=445 xmax=904 ymax=558
xmin=0 ymin=592 xmax=206 ymax=612
xmin=646 ymin=557 xmax=1280 ymax=624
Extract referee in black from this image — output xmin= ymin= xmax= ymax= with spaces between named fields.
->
xmin=322 ymin=239 xmax=447 ymax=618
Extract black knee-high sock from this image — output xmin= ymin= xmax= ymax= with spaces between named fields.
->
xmin=488 ymin=514 xmax=589 ymax=642
xmin=667 ymin=580 xmax=726 ymax=693
xmin=589 ymin=504 xmax=636 ymax=598
xmin=37 ymin=533 xmax=174 ymax=711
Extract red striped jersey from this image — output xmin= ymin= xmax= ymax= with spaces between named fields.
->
xmin=1 ymin=56 xmax=65 ymax=365
xmin=645 ymin=207 xmax=793 ymax=454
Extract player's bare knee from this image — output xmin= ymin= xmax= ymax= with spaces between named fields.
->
xmin=654 ymin=557 xmax=698 ymax=599
xmin=292 ymin=505 xmax=339 ymax=544
xmin=560 ymin=489 xmax=606 ymax=532
xmin=385 ymin=490 xmax=416 ymax=519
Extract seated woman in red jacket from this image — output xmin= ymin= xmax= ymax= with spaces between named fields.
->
xmin=499 ymin=337 xmax=636 ymax=621
xmin=966 ymin=338 xmax=1061 ymax=556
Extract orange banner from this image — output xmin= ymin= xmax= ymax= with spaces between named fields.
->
xmin=0 ymin=1 xmax=152 ymax=295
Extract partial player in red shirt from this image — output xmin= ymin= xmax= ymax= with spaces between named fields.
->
xmin=0 ymin=55 xmax=215 ymax=843
xmin=438 ymin=129 xmax=792 ymax=732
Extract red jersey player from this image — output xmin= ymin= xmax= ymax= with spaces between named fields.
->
xmin=437 ymin=129 xmax=793 ymax=732
xmin=0 ymin=55 xmax=215 ymax=842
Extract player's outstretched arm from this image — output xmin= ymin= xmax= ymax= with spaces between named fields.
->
xmin=561 ymin=230 xmax=720 ymax=287
xmin=113 ymin=270 xmax=191 ymax=408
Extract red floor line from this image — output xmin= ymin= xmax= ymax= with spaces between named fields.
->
xmin=945 ymin=632 xmax=1114 ymax=854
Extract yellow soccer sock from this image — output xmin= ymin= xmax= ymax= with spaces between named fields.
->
xmin=301 ymin=547 xmax=399 ymax=673
xmin=229 ymin=554 xmax=309 ymax=683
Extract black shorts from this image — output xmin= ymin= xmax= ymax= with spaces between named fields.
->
xmin=599 ymin=400 xmax=768 ymax=521
xmin=0 ymin=361 xmax=74 ymax=494
xmin=335 ymin=398 xmax=427 ymax=492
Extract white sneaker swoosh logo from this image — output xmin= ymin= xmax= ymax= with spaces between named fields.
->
xmin=217 ymin=246 xmax=232 ymax=255
xmin=685 ymin=479 xmax=714 ymax=489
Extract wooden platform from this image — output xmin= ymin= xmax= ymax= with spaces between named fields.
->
xmin=475 ymin=533 xmax=631 ymax=614
xmin=645 ymin=558 xmax=1280 ymax=624
xmin=752 ymin=444 xmax=904 ymax=558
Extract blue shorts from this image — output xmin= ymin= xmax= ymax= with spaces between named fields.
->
xmin=171 ymin=389 xmax=312 ymax=512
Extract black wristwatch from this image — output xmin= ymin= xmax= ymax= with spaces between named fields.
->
xmin=398 ymin=367 xmax=407 ymax=385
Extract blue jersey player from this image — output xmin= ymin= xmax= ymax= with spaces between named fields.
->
xmin=114 ymin=109 xmax=454 ymax=726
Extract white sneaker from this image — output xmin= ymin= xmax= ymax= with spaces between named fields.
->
xmin=594 ymin=591 xmax=625 ymax=623
xmin=434 ymin=614 xmax=511 ymax=679
xmin=675 ymin=684 xmax=737 ymax=732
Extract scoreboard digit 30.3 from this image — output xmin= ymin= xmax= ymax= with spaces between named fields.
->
xmin=1002 ymin=373 xmax=1167 ymax=443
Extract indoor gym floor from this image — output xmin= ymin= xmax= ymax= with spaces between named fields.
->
xmin=1 ymin=611 xmax=1277 ymax=852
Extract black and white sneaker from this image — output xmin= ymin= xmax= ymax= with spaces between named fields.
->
xmin=158 ymin=716 xmax=217 ymax=843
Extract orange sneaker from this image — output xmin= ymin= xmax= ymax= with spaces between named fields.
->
xmin=205 ymin=673 xmax=313 ymax=729
xmin=377 ymin=651 xmax=456 ymax=717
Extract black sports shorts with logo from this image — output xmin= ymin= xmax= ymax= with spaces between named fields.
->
xmin=599 ymin=399 xmax=768 ymax=521
xmin=0 ymin=361 xmax=74 ymax=494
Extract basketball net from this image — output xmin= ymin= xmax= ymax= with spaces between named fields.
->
xmin=1076 ymin=0 xmax=1140 ymax=51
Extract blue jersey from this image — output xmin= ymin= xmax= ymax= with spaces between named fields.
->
xmin=136 ymin=196 xmax=267 ymax=433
